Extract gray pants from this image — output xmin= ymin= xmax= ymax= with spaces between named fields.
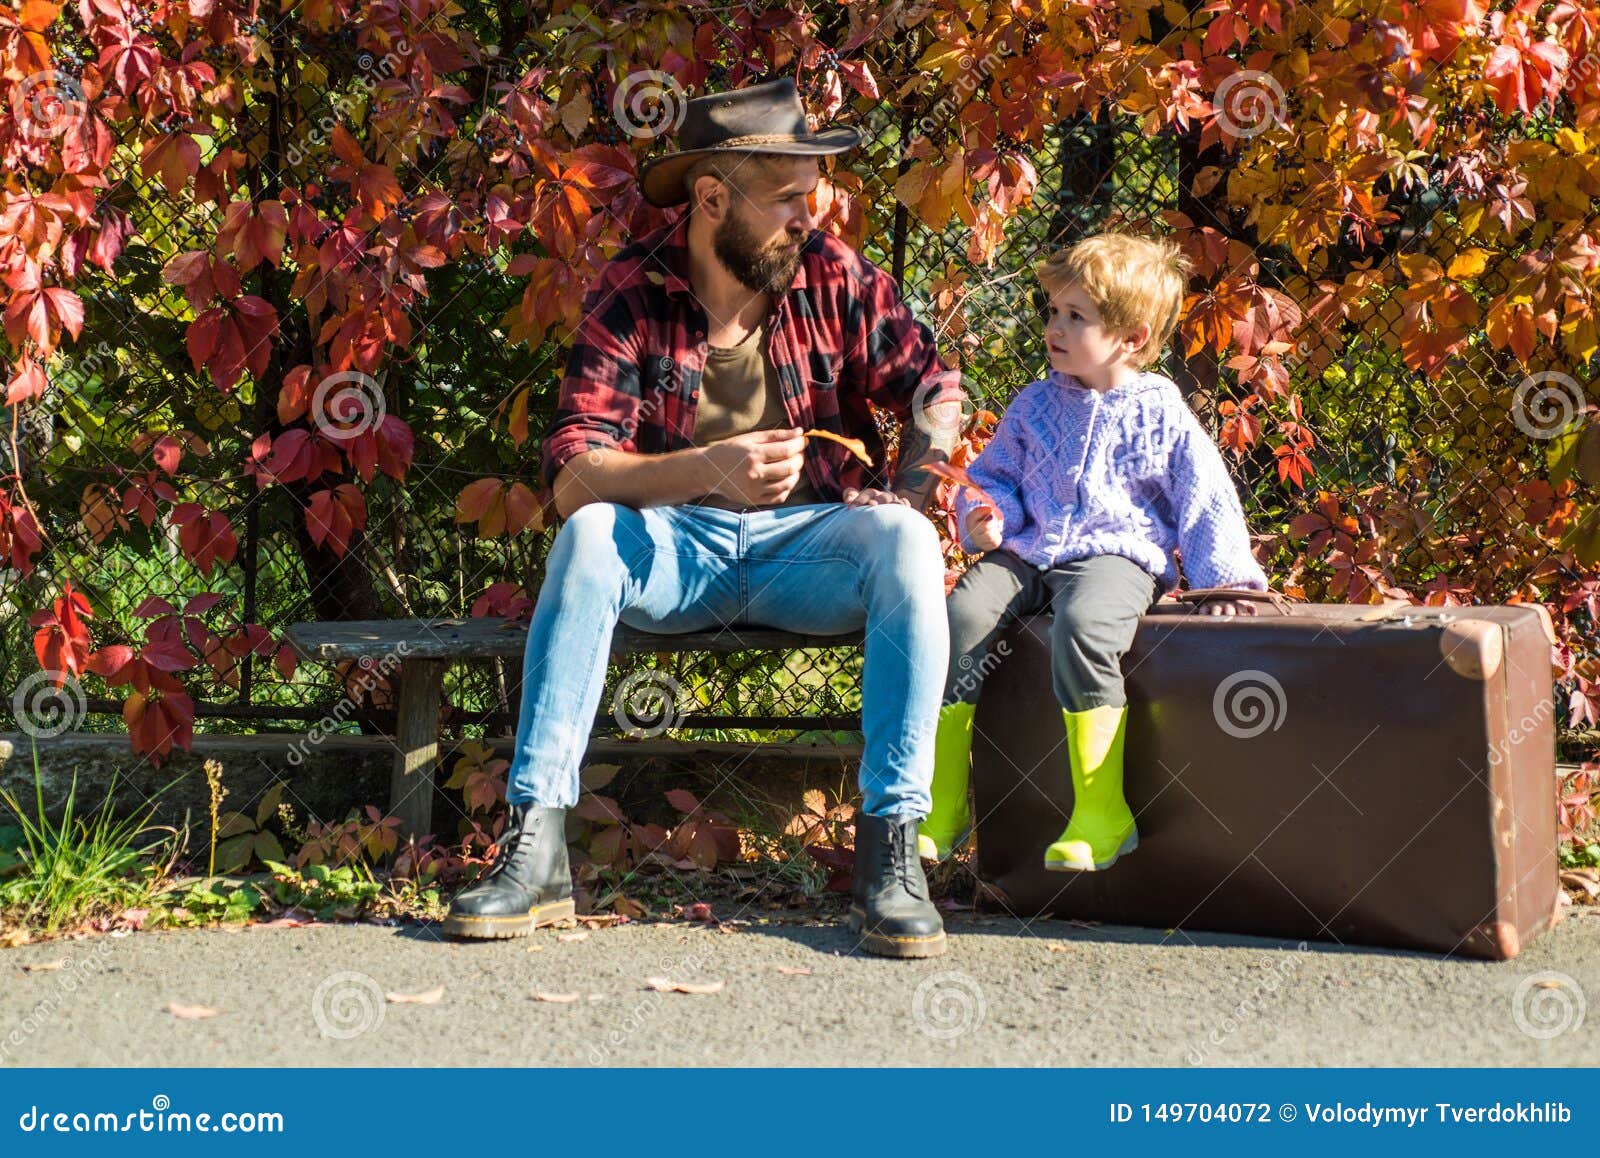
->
xmin=944 ymin=550 xmax=1160 ymax=712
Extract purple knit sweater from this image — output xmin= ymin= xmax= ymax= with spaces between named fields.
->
xmin=953 ymin=369 xmax=1269 ymax=593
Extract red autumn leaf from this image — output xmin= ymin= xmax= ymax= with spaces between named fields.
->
xmin=306 ymin=484 xmax=367 ymax=556
xmin=162 ymin=249 xmax=242 ymax=309
xmin=920 ymin=460 xmax=999 ymax=513
xmin=469 ymin=581 xmax=534 ymax=621
xmin=0 ymin=0 xmax=59 ymax=77
xmin=185 ymin=297 xmax=277 ymax=391
xmin=0 ymin=492 xmax=43 ymax=575
xmin=7 ymin=354 xmax=47 ymax=405
xmin=665 ymin=788 xmax=701 ymax=815
xmin=139 ymin=132 xmax=202 ymax=197
xmin=330 ymin=125 xmax=404 ymax=222
xmin=2 ymin=267 xmax=84 ymax=355
xmin=1483 ymin=27 xmax=1569 ymax=117
xmin=30 ymin=583 xmax=93 ymax=681
xmin=453 ymin=478 xmax=541 ymax=538
xmin=1273 ymin=444 xmax=1314 ymax=489
xmin=217 ymin=199 xmax=288 ymax=271
xmin=170 ymin=503 xmax=238 ymax=576
xmin=344 ymin=415 xmax=415 ymax=483
xmin=125 ymin=688 xmax=195 ymax=762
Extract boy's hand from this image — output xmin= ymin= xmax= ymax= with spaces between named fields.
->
xmin=965 ymin=505 xmax=1003 ymax=553
xmin=1198 ymin=599 xmax=1259 ymax=617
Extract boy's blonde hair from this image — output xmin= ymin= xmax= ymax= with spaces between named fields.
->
xmin=1034 ymin=233 xmax=1193 ymax=369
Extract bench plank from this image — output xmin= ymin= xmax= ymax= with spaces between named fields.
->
xmin=284 ymin=617 xmax=867 ymax=841
xmin=284 ymin=617 xmax=864 ymax=662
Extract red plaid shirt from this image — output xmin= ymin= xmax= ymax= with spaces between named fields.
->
xmin=540 ymin=212 xmax=962 ymax=501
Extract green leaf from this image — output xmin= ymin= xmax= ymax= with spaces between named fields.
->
xmin=255 ymin=783 xmax=287 ymax=829
xmin=1545 ymin=420 xmax=1584 ymax=483
xmin=214 ymin=810 xmax=257 ymax=839
xmin=252 ymin=831 xmax=286 ymax=865
xmin=213 ymin=835 xmax=255 ymax=874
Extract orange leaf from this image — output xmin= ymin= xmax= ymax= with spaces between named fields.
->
xmin=920 ymin=461 xmax=998 ymax=513
xmin=803 ymin=428 xmax=873 ymax=466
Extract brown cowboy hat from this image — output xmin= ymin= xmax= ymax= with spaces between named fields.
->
xmin=637 ymin=76 xmax=861 ymax=208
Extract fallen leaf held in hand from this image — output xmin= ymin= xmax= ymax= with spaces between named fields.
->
xmin=803 ymin=429 xmax=873 ymax=466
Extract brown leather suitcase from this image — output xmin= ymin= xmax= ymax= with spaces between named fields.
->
xmin=969 ymin=591 xmax=1561 ymax=959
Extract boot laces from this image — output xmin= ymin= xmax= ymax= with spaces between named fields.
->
xmin=485 ymin=808 xmax=539 ymax=879
xmin=881 ymin=821 xmax=927 ymax=899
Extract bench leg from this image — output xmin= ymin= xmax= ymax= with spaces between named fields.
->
xmin=390 ymin=658 xmax=445 ymax=842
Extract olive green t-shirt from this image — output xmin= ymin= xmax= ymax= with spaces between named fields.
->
xmin=689 ymin=316 xmax=821 ymax=511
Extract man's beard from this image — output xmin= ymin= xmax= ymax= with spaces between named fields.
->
xmin=713 ymin=208 xmax=804 ymax=295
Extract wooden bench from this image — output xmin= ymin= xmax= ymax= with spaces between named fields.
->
xmin=282 ymin=617 xmax=865 ymax=838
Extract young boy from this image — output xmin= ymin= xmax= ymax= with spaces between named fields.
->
xmin=920 ymin=233 xmax=1269 ymax=871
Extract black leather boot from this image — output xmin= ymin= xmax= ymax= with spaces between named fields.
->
xmin=443 ymin=804 xmax=575 ymax=939
xmin=848 ymin=813 xmax=947 ymax=958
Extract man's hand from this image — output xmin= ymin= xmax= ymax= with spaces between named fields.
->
xmin=965 ymin=506 xmax=1003 ymax=553
xmin=842 ymin=487 xmax=908 ymax=508
xmin=700 ymin=427 xmax=807 ymax=506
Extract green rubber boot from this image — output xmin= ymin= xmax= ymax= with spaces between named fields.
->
xmin=1044 ymin=704 xmax=1138 ymax=872
xmin=917 ymin=700 xmax=977 ymax=861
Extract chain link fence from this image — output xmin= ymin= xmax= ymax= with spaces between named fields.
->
xmin=4 ymin=12 xmax=1595 ymax=775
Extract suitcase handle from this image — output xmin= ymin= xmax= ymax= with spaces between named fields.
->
xmin=1171 ymin=587 xmax=1301 ymax=615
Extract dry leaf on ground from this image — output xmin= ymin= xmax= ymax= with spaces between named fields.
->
xmin=166 ymin=1002 xmax=221 ymax=1020
xmin=644 ymin=976 xmax=726 ymax=995
xmin=386 ymin=985 xmax=445 ymax=1004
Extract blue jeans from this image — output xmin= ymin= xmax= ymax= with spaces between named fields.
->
xmin=505 ymin=500 xmax=949 ymax=818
